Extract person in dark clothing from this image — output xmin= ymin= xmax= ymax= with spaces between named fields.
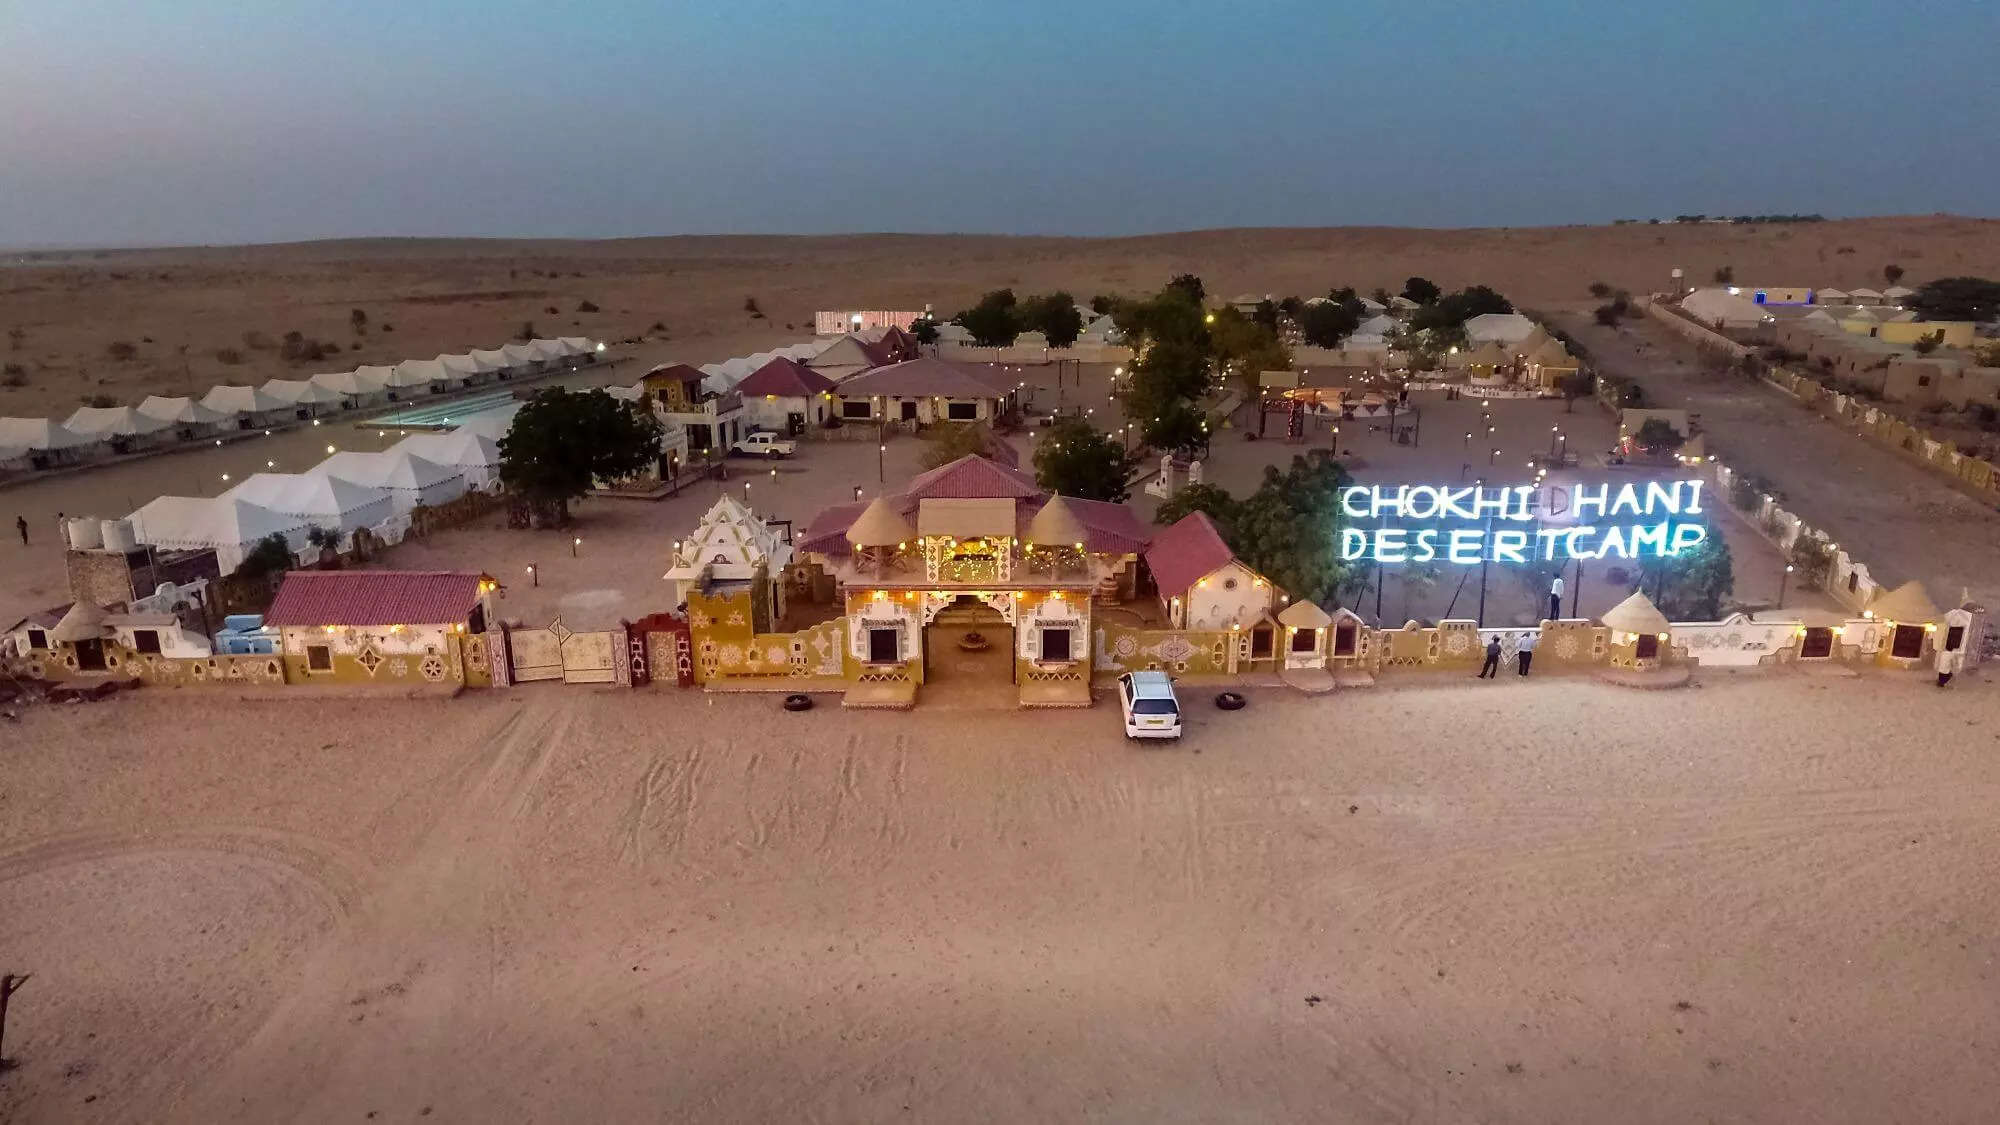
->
xmin=14 ymin=515 xmax=26 ymax=545
xmin=1477 ymin=636 xmax=1502 ymax=678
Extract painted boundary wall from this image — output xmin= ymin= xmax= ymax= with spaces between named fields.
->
xmin=1636 ymin=295 xmax=1754 ymax=358
xmin=1762 ymin=368 xmax=1999 ymax=497
xmin=939 ymin=343 xmax=1134 ymax=366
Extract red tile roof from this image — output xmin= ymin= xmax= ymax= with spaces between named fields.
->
xmin=904 ymin=453 xmax=1041 ymax=500
xmin=264 ymin=570 xmax=486 ymax=628
xmin=835 ymin=357 xmax=1014 ymax=400
xmin=732 ymin=357 xmax=836 ymax=399
xmin=642 ymin=363 xmax=706 ymax=385
xmin=1144 ymin=511 xmax=1239 ymax=600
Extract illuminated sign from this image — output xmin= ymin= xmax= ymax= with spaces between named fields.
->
xmin=1338 ymin=480 xmax=1708 ymax=564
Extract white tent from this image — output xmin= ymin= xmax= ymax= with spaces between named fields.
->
xmin=471 ymin=347 xmax=520 ymax=376
xmin=1882 ymin=285 xmax=1916 ymax=304
xmin=1679 ymin=288 xmax=1770 ymax=330
xmin=778 ymin=342 xmax=825 ymax=360
xmin=311 ymin=368 xmax=392 ymax=405
xmin=391 ymin=429 xmax=503 ymax=489
xmin=0 ymin=416 xmax=102 ymax=453
xmin=200 ymin=384 xmax=289 ymax=421
xmin=137 ymin=395 xmax=231 ymax=429
xmin=313 ymin=450 xmax=466 ymax=512
xmin=63 ymin=406 xmax=174 ymax=440
xmin=437 ymin=353 xmax=495 ymax=384
xmin=222 ymin=472 xmax=395 ymax=538
xmin=500 ymin=342 xmax=544 ymax=371
xmin=558 ymin=336 xmax=600 ymax=358
xmin=529 ymin=338 xmax=571 ymax=363
xmin=1816 ymin=288 xmax=1848 ymax=304
xmin=602 ymin=383 xmax=645 ymax=402
xmin=1464 ymin=313 xmax=1537 ymax=344
xmin=1848 ymin=287 xmax=1884 ymax=304
xmin=389 ymin=358 xmax=448 ymax=390
xmin=1358 ymin=296 xmax=1386 ymax=314
xmin=1354 ymin=314 xmax=1399 ymax=336
xmin=129 ymin=495 xmax=309 ymax=573
xmin=261 ymin=378 xmax=345 ymax=408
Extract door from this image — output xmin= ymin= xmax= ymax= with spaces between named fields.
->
xmin=868 ymin=627 xmax=901 ymax=664
xmin=1799 ymin=627 xmax=1834 ymax=659
xmin=900 ymin=400 xmax=918 ymax=421
xmin=1890 ymin=624 xmax=1924 ymax=659
xmin=1635 ymin=634 xmax=1660 ymax=660
xmin=1250 ymin=625 xmax=1274 ymax=660
xmin=74 ymin=639 xmax=107 ymax=672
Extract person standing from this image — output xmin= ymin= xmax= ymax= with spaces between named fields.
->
xmin=1517 ymin=629 xmax=1538 ymax=676
xmin=14 ymin=515 xmax=26 ymax=545
xmin=1548 ymin=572 xmax=1565 ymax=620
xmin=1477 ymin=636 xmax=1502 ymax=679
xmin=1935 ymin=644 xmax=1961 ymax=688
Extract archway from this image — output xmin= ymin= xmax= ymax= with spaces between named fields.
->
xmin=922 ymin=594 xmax=1016 ymax=708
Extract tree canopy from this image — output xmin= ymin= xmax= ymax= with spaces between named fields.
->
xmin=1401 ymin=276 xmax=1442 ymax=305
xmin=908 ymin=315 xmax=941 ymax=345
xmin=1152 ymin=482 xmax=1238 ymax=539
xmin=1905 ymin=277 xmax=2000 ymax=323
xmin=1230 ymin=452 xmax=1357 ymax=607
xmin=1031 ymin=416 xmax=1135 ymax=502
xmin=1206 ymin=306 xmax=1291 ymax=394
xmin=1654 ymin=528 xmax=1734 ymax=620
xmin=1408 ymin=285 xmax=1514 ymax=334
xmin=499 ymin=388 xmax=663 ymax=526
xmin=1018 ymin=292 xmax=1085 ymax=347
xmin=1632 ymin=417 xmax=1685 ymax=455
xmin=1165 ymin=273 xmax=1205 ymax=303
xmin=1298 ymin=300 xmax=1360 ymax=348
xmin=955 ymin=289 xmax=1020 ymax=347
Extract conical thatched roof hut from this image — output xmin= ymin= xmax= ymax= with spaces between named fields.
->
xmin=1278 ymin=600 xmax=1333 ymax=628
xmin=1867 ymin=580 xmax=1941 ymax=624
xmin=49 ymin=601 xmax=112 ymax=643
xmin=1025 ymin=494 xmax=1087 ymax=549
xmin=1601 ymin=591 xmax=1672 ymax=636
xmin=845 ymin=497 xmax=916 ymax=548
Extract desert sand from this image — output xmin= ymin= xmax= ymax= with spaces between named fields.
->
xmin=3 ymin=674 xmax=1998 ymax=1123
xmin=5 ymin=216 xmax=1998 ymax=420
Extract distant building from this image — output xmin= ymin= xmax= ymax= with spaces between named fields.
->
xmin=816 ymin=310 xmax=924 ymax=336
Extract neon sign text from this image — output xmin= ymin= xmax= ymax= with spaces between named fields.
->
xmin=1338 ymin=480 xmax=1708 ymax=564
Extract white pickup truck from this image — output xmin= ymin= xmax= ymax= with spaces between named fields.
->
xmin=731 ymin=431 xmax=797 ymax=458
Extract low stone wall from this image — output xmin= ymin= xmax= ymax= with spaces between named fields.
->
xmin=1637 ymin=295 xmax=1753 ymax=358
xmin=1763 ymin=368 xmax=1999 ymax=497
xmin=939 ymin=343 xmax=1133 ymax=366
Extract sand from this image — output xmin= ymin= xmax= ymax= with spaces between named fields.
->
xmin=5 ymin=216 xmax=1998 ymax=422
xmin=3 ymin=673 xmax=1998 ymax=1122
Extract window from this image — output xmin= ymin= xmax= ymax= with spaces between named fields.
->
xmin=1847 ymin=571 xmax=1859 ymax=593
xmin=946 ymin=401 xmax=978 ymax=421
xmin=1917 ymin=375 xmax=1931 ymax=387
xmin=25 ymin=627 xmax=47 ymax=650
xmin=306 ymin=644 xmax=334 ymax=672
xmin=1945 ymin=624 xmax=1965 ymax=653
xmin=1890 ymin=624 xmax=1924 ymax=659
xmin=900 ymin=400 xmax=918 ymax=421
xmin=1635 ymin=634 xmax=1660 ymax=660
xmin=1291 ymin=627 xmax=1319 ymax=654
xmin=842 ymin=400 xmax=873 ymax=420
xmin=1039 ymin=627 xmax=1072 ymax=662
xmin=131 ymin=629 xmax=162 ymax=654
xmin=867 ymin=627 xmax=900 ymax=664
xmin=1250 ymin=625 xmax=1273 ymax=659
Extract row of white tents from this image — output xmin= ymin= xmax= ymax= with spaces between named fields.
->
xmin=122 ymin=427 xmax=507 ymax=573
xmin=2 ymin=337 xmax=599 ymax=471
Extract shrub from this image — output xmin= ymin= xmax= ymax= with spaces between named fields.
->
xmin=350 ymin=308 xmax=368 ymax=333
xmin=6 ymin=327 xmax=23 ymax=351
xmin=648 ymin=320 xmax=668 ymax=335
xmin=215 ymin=347 xmax=245 ymax=364
xmin=1727 ymin=473 xmax=1762 ymax=511
xmin=1789 ymin=535 xmax=1833 ymax=589
xmin=82 ymin=393 xmax=118 ymax=407
xmin=2 ymin=363 xmax=29 ymax=386
xmin=1588 ymin=281 xmax=1612 ymax=299
xmin=576 ymin=300 xmax=599 ymax=313
xmin=242 ymin=330 xmax=274 ymax=350
xmin=106 ymin=340 xmax=137 ymax=361
xmin=381 ymin=323 xmax=393 ymax=333
xmin=516 ymin=321 xmax=536 ymax=342
xmin=544 ymin=305 xmax=559 ymax=314
xmin=744 ymin=296 xmax=763 ymax=318
xmin=1593 ymin=303 xmax=1623 ymax=326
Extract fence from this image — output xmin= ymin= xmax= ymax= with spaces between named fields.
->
xmin=1762 ymin=367 xmax=2000 ymax=498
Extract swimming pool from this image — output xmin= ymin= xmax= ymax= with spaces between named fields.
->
xmin=357 ymin=390 xmax=522 ymax=431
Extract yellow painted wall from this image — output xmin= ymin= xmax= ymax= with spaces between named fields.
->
xmin=1840 ymin=320 xmax=1977 ymax=347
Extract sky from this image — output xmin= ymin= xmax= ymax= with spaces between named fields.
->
xmin=2 ymin=0 xmax=1996 ymax=247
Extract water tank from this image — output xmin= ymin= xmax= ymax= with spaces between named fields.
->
xmin=67 ymin=517 xmax=103 ymax=550
xmin=100 ymin=517 xmax=137 ymax=552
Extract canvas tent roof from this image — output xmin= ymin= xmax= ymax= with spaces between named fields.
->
xmin=0 ymin=416 xmax=100 ymax=451
xmin=313 ymin=450 xmax=466 ymax=502
xmin=1848 ymin=287 xmax=1883 ymax=300
xmin=844 ymin=497 xmax=916 ymax=548
xmin=1463 ymin=341 xmax=1508 ymax=366
xmin=63 ymin=406 xmax=173 ymax=438
xmin=200 ymin=384 xmax=288 ymax=416
xmin=471 ymin=347 xmax=517 ymax=370
xmin=130 ymin=494 xmax=307 ymax=554
xmin=1868 ymin=580 xmax=1941 ymax=624
xmin=223 ymin=472 xmax=395 ymax=529
xmin=529 ymin=339 xmax=570 ymax=362
xmin=437 ymin=353 xmax=494 ymax=378
xmin=1816 ymin=288 xmax=1848 ymax=301
xmin=262 ymin=378 xmax=345 ymax=406
xmin=313 ymin=368 xmax=393 ymax=396
xmin=1355 ymin=314 xmax=1398 ymax=336
xmin=137 ymin=396 xmax=230 ymax=426
xmin=390 ymin=359 xmax=449 ymax=387
xmin=558 ymin=337 xmax=599 ymax=355
xmin=1602 ymin=591 xmax=1672 ymax=635
xmin=1882 ymin=285 xmax=1915 ymax=301
xmin=391 ymin=429 xmax=502 ymax=473
xmin=1464 ymin=313 xmax=1536 ymax=344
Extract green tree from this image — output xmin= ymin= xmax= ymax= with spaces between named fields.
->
xmin=1207 ymin=306 xmax=1291 ymax=394
xmin=1165 ymin=273 xmax=1205 ymax=304
xmin=1905 ymin=277 xmax=2000 ymax=322
xmin=1408 ymin=285 xmax=1513 ymax=333
xmin=1656 ymin=528 xmax=1734 ymax=620
xmin=1560 ymin=369 xmax=1595 ymax=412
xmin=1031 ymin=416 xmax=1136 ymax=502
xmin=1712 ymin=265 xmax=1734 ymax=285
xmin=1371 ymin=286 xmax=1394 ymax=308
xmin=1632 ymin=417 xmax=1685 ymax=456
xmin=499 ymin=388 xmax=663 ymax=526
xmin=920 ymin=421 xmax=995 ymax=469
xmin=908 ymin=315 xmax=941 ymax=345
xmin=1298 ymin=300 xmax=1359 ymax=348
xmin=1152 ymin=482 xmax=1238 ymax=538
xmin=955 ymin=289 xmax=1020 ymax=346
xmin=1139 ymin=399 xmax=1208 ymax=455
xmin=1230 ymin=451 xmax=1355 ymax=607
xmin=1587 ymin=281 xmax=1613 ymax=299
xmin=1911 ymin=329 xmax=1946 ymax=355
xmin=1882 ymin=263 xmax=1905 ymax=286
xmin=1401 ymin=276 xmax=1442 ymax=305
xmin=1089 ymin=294 xmax=1117 ymax=315
xmin=1019 ymin=292 xmax=1084 ymax=347
xmin=232 ymin=533 xmax=296 ymax=581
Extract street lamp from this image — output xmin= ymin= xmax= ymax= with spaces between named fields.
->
xmin=878 ymin=442 xmax=887 ymax=482
xmin=571 ymin=537 xmax=581 ymax=557
xmin=853 ymin=485 xmax=862 ymax=502
xmin=527 ymin=563 xmax=538 ymax=587
xmin=1778 ymin=563 xmax=1794 ymax=607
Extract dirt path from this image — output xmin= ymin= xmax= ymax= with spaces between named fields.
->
xmin=1553 ymin=309 xmax=2000 ymax=607
xmin=4 ymin=678 xmax=1999 ymax=1122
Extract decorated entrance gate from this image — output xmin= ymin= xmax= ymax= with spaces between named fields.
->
xmin=505 ymin=616 xmax=630 ymax=685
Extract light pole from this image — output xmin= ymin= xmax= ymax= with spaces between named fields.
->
xmin=527 ymin=563 xmax=538 ymax=587
xmin=1549 ymin=425 xmax=1559 ymax=455
xmin=853 ymin=486 xmax=862 ymax=502
xmin=878 ymin=442 xmax=886 ymax=482
xmin=1778 ymin=563 xmax=1793 ymax=608
xmin=571 ymin=536 xmax=581 ymax=557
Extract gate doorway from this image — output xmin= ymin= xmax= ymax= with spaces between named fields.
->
xmin=922 ymin=596 xmax=1015 ymax=708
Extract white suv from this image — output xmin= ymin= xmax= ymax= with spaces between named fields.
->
xmin=1117 ymin=670 xmax=1182 ymax=739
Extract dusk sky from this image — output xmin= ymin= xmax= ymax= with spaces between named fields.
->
xmin=3 ymin=0 xmax=1995 ymax=247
